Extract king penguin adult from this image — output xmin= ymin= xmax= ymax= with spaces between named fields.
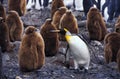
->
xmin=50 ymin=28 xmax=90 ymax=72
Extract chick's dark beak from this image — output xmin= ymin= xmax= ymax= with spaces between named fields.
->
xmin=49 ymin=30 xmax=60 ymax=33
xmin=50 ymin=29 xmax=66 ymax=35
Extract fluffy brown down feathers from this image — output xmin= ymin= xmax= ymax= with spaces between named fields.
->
xmin=59 ymin=10 xmax=79 ymax=41
xmin=8 ymin=0 xmax=26 ymax=16
xmin=6 ymin=10 xmax=24 ymax=42
xmin=52 ymin=7 xmax=68 ymax=29
xmin=0 ymin=4 xmax=6 ymax=20
xmin=104 ymin=18 xmax=120 ymax=72
xmin=51 ymin=0 xmax=65 ymax=18
xmin=18 ymin=26 xmax=45 ymax=72
xmin=0 ymin=17 xmax=13 ymax=52
xmin=40 ymin=19 xmax=59 ymax=56
xmin=87 ymin=7 xmax=107 ymax=41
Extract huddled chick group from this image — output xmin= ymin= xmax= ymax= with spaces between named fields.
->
xmin=0 ymin=0 xmax=120 ymax=74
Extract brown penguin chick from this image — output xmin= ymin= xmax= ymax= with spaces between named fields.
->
xmin=40 ymin=19 xmax=59 ymax=57
xmin=104 ymin=18 xmax=120 ymax=72
xmin=0 ymin=17 xmax=14 ymax=52
xmin=104 ymin=33 xmax=120 ymax=63
xmin=87 ymin=7 xmax=107 ymax=41
xmin=8 ymin=0 xmax=26 ymax=16
xmin=51 ymin=0 xmax=65 ymax=19
xmin=6 ymin=10 xmax=24 ymax=42
xmin=52 ymin=7 xmax=68 ymax=29
xmin=18 ymin=26 xmax=45 ymax=72
xmin=104 ymin=32 xmax=120 ymax=72
xmin=0 ymin=4 xmax=6 ymax=20
xmin=59 ymin=10 xmax=79 ymax=41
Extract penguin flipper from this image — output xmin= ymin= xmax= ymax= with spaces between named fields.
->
xmin=64 ymin=44 xmax=70 ymax=68
xmin=65 ymin=44 xmax=70 ymax=62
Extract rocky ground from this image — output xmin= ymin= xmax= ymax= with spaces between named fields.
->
xmin=1 ymin=0 xmax=120 ymax=79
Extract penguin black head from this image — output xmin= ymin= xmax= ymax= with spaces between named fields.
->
xmin=50 ymin=28 xmax=70 ymax=35
xmin=59 ymin=28 xmax=66 ymax=35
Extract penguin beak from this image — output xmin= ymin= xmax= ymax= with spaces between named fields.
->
xmin=50 ymin=29 xmax=66 ymax=35
xmin=49 ymin=30 xmax=60 ymax=33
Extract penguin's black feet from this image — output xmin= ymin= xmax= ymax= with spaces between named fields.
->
xmin=73 ymin=67 xmax=88 ymax=74
xmin=83 ymin=68 xmax=88 ymax=73
xmin=79 ymin=66 xmax=88 ymax=73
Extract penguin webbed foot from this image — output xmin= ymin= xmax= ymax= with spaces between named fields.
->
xmin=80 ymin=67 xmax=88 ymax=73
xmin=83 ymin=68 xmax=88 ymax=73
xmin=73 ymin=67 xmax=88 ymax=74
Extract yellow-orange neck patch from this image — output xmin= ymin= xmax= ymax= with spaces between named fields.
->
xmin=65 ymin=35 xmax=71 ymax=42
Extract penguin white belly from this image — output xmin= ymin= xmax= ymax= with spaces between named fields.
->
xmin=26 ymin=0 xmax=34 ymax=10
xmin=101 ymin=0 xmax=108 ymax=21
xmin=104 ymin=7 xmax=108 ymax=21
xmin=63 ymin=0 xmax=73 ymax=6
xmin=35 ymin=0 xmax=43 ymax=10
xmin=75 ymin=0 xmax=83 ymax=11
xmin=68 ymin=36 xmax=90 ymax=69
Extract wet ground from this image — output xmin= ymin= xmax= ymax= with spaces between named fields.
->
xmin=1 ymin=0 xmax=120 ymax=79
